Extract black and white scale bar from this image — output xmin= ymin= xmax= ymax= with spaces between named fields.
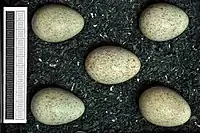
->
xmin=3 ymin=7 xmax=27 ymax=123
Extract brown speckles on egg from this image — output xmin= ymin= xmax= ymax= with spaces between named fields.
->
xmin=139 ymin=3 xmax=189 ymax=41
xmin=85 ymin=46 xmax=141 ymax=84
xmin=31 ymin=87 xmax=85 ymax=125
xmin=139 ymin=86 xmax=191 ymax=127
xmin=32 ymin=4 xmax=84 ymax=42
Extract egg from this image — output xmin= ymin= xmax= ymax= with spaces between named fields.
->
xmin=139 ymin=86 xmax=191 ymax=127
xmin=139 ymin=3 xmax=189 ymax=41
xmin=32 ymin=4 xmax=84 ymax=42
xmin=31 ymin=87 xmax=85 ymax=125
xmin=85 ymin=46 xmax=141 ymax=84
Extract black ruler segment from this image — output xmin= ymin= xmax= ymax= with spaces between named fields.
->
xmin=6 ymin=12 xmax=14 ymax=20
xmin=5 ymin=11 xmax=14 ymax=120
xmin=0 ymin=1 xmax=3 ymax=126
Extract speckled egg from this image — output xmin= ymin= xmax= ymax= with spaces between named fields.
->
xmin=139 ymin=3 xmax=189 ymax=41
xmin=139 ymin=86 xmax=191 ymax=127
xmin=32 ymin=4 xmax=84 ymax=42
xmin=85 ymin=46 xmax=141 ymax=84
xmin=31 ymin=87 xmax=85 ymax=125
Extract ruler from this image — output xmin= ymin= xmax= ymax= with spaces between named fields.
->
xmin=3 ymin=7 xmax=27 ymax=123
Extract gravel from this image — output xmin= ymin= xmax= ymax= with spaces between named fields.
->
xmin=4 ymin=0 xmax=200 ymax=133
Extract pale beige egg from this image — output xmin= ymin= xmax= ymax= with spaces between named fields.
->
xmin=139 ymin=86 xmax=191 ymax=127
xmin=139 ymin=3 xmax=189 ymax=41
xmin=32 ymin=4 xmax=84 ymax=42
xmin=31 ymin=87 xmax=85 ymax=125
xmin=85 ymin=46 xmax=141 ymax=84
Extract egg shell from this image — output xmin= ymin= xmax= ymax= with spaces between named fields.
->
xmin=85 ymin=46 xmax=141 ymax=84
xmin=31 ymin=87 xmax=85 ymax=125
xmin=139 ymin=3 xmax=189 ymax=41
xmin=32 ymin=4 xmax=84 ymax=42
xmin=139 ymin=86 xmax=191 ymax=127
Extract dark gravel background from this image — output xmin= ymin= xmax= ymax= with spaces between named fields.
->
xmin=4 ymin=0 xmax=200 ymax=133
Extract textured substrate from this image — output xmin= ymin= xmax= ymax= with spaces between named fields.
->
xmin=4 ymin=0 xmax=200 ymax=133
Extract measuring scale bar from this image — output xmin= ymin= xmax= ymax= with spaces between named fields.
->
xmin=3 ymin=7 xmax=27 ymax=123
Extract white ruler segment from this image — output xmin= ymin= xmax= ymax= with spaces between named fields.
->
xmin=3 ymin=7 xmax=27 ymax=123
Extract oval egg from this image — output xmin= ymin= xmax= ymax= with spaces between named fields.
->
xmin=85 ymin=46 xmax=141 ymax=84
xmin=139 ymin=86 xmax=191 ymax=127
xmin=31 ymin=87 xmax=85 ymax=125
xmin=139 ymin=3 xmax=189 ymax=41
xmin=32 ymin=4 xmax=84 ymax=42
